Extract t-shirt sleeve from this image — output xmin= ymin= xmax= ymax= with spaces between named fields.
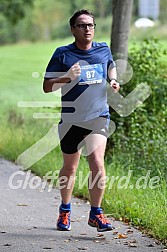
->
xmin=44 ymin=48 xmax=63 ymax=79
xmin=107 ymin=48 xmax=116 ymax=69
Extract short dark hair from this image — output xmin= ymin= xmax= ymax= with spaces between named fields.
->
xmin=69 ymin=9 xmax=95 ymax=27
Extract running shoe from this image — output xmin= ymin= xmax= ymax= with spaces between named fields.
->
xmin=57 ymin=209 xmax=71 ymax=231
xmin=88 ymin=211 xmax=114 ymax=232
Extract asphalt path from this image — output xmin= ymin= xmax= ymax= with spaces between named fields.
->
xmin=0 ymin=158 xmax=165 ymax=252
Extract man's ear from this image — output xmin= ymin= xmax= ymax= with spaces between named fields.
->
xmin=71 ymin=27 xmax=75 ymax=36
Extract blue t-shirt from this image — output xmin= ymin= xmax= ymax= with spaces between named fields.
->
xmin=44 ymin=42 xmax=115 ymax=123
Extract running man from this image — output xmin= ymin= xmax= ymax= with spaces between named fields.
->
xmin=43 ymin=9 xmax=120 ymax=232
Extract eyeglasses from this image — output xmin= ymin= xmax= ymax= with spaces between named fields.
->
xmin=73 ymin=23 xmax=96 ymax=30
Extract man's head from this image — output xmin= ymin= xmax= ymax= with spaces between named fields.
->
xmin=69 ymin=10 xmax=95 ymax=27
xmin=70 ymin=10 xmax=96 ymax=45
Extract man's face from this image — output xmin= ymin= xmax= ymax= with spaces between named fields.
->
xmin=71 ymin=14 xmax=95 ymax=44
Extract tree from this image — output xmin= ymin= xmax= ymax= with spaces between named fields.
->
xmin=0 ymin=0 xmax=33 ymax=24
xmin=110 ymin=0 xmax=134 ymax=61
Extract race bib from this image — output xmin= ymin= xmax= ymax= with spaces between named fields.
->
xmin=79 ymin=63 xmax=103 ymax=85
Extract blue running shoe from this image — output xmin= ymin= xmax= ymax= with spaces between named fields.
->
xmin=88 ymin=211 xmax=114 ymax=232
xmin=57 ymin=209 xmax=71 ymax=231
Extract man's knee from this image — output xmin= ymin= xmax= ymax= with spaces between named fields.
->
xmin=89 ymin=158 xmax=105 ymax=172
xmin=61 ymin=164 xmax=78 ymax=176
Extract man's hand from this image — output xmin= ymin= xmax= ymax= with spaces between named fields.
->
xmin=66 ymin=62 xmax=81 ymax=81
xmin=110 ymin=79 xmax=120 ymax=93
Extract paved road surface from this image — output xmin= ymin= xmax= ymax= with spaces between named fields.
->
xmin=0 ymin=158 xmax=165 ymax=252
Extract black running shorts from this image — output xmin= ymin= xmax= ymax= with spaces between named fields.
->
xmin=58 ymin=117 xmax=110 ymax=154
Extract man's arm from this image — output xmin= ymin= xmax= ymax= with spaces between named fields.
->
xmin=43 ymin=76 xmax=71 ymax=93
xmin=43 ymin=62 xmax=81 ymax=93
xmin=108 ymin=67 xmax=120 ymax=93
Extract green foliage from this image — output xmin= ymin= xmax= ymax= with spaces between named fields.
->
xmin=0 ymin=0 xmax=33 ymax=24
xmin=106 ymin=37 xmax=167 ymax=241
xmin=127 ymin=38 xmax=167 ymax=114
xmin=1 ymin=0 xmax=167 ymax=45
xmin=160 ymin=0 xmax=167 ymax=23
xmin=107 ymin=38 xmax=167 ymax=180
xmin=129 ymin=38 xmax=162 ymax=83
xmin=129 ymin=38 xmax=165 ymax=112
xmin=0 ymin=0 xmax=112 ymax=44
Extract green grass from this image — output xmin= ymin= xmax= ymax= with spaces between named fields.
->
xmin=0 ymin=40 xmax=166 ymax=244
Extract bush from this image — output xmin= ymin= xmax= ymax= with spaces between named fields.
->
xmin=107 ymin=38 xmax=167 ymax=179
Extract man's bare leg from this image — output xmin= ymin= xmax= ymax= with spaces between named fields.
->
xmin=85 ymin=134 xmax=113 ymax=231
xmin=86 ymin=134 xmax=107 ymax=207
xmin=59 ymin=151 xmax=81 ymax=204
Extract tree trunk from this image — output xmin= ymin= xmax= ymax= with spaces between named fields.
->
xmin=110 ymin=0 xmax=134 ymax=60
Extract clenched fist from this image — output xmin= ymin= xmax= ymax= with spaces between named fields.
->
xmin=110 ymin=79 xmax=120 ymax=93
xmin=66 ymin=62 xmax=81 ymax=81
